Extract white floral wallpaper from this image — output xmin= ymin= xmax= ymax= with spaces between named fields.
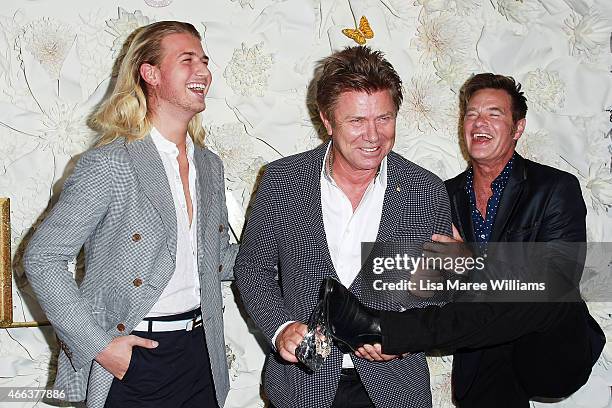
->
xmin=0 ymin=0 xmax=611 ymax=407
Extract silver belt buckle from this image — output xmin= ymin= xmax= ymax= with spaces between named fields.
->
xmin=186 ymin=316 xmax=202 ymax=331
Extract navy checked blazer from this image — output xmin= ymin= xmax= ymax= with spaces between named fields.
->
xmin=234 ymin=142 xmax=452 ymax=408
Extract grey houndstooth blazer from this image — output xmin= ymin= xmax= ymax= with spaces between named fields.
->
xmin=234 ymin=142 xmax=452 ymax=408
xmin=24 ymin=135 xmax=237 ymax=408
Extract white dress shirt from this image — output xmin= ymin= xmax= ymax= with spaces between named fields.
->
xmin=321 ymin=143 xmax=386 ymax=368
xmin=273 ymin=143 xmax=387 ymax=368
xmin=146 ymin=127 xmax=201 ymax=317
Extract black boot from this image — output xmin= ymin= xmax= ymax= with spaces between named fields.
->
xmin=320 ymin=278 xmax=382 ymax=352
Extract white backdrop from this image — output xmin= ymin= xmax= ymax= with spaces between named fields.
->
xmin=0 ymin=0 xmax=611 ymax=407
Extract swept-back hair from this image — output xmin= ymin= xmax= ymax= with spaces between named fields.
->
xmin=315 ymin=46 xmax=403 ymax=122
xmin=92 ymin=21 xmax=206 ymax=146
xmin=459 ymin=73 xmax=528 ymax=123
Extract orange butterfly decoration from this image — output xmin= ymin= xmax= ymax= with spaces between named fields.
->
xmin=342 ymin=15 xmax=374 ymax=45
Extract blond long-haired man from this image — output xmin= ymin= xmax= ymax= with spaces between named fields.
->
xmin=24 ymin=21 xmax=236 ymax=408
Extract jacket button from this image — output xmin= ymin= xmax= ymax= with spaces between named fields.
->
xmin=132 ymin=233 xmax=141 ymax=242
xmin=133 ymin=278 xmax=143 ymax=287
xmin=218 ymin=265 xmax=223 ymax=272
xmin=117 ymin=323 xmax=126 ymax=332
xmin=218 ymin=224 xmax=224 ymax=232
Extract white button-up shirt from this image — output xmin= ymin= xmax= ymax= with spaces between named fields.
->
xmin=146 ymin=127 xmax=201 ymax=317
xmin=321 ymin=145 xmax=387 ymax=289
xmin=272 ymin=143 xmax=386 ymax=368
xmin=321 ymin=143 xmax=386 ymax=368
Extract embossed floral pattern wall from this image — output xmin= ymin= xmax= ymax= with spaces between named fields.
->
xmin=1 ymin=0 xmax=611 ymax=407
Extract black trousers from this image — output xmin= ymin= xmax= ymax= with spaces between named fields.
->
xmin=105 ymin=315 xmax=218 ymax=408
xmin=381 ymin=301 xmax=602 ymax=407
xmin=330 ymin=369 xmax=375 ymax=408
xmin=269 ymin=368 xmax=374 ymax=408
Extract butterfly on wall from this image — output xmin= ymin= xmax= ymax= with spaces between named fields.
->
xmin=342 ymin=15 xmax=374 ymax=45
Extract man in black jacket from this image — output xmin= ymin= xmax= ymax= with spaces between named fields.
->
xmin=326 ymin=73 xmax=605 ymax=408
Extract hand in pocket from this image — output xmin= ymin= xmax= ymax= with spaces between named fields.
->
xmin=95 ymin=335 xmax=159 ymax=380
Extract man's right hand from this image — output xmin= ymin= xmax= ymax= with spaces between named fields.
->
xmin=95 ymin=335 xmax=158 ymax=380
xmin=355 ymin=344 xmax=407 ymax=362
xmin=275 ymin=322 xmax=308 ymax=363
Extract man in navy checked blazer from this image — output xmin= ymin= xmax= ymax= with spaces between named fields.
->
xmin=234 ymin=46 xmax=452 ymax=407
xmin=24 ymin=22 xmax=236 ymax=407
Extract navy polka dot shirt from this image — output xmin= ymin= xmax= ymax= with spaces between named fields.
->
xmin=465 ymin=153 xmax=515 ymax=244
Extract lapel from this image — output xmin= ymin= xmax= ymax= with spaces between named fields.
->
xmin=489 ymin=153 xmax=527 ymax=242
xmin=450 ymin=173 xmax=477 ymax=243
xmin=347 ymin=153 xmax=407 ymax=293
xmin=194 ymin=144 xmax=215 ymax=244
xmin=375 ymin=152 xmax=410 ymax=243
xmin=125 ymin=135 xmax=177 ymax=260
xmin=303 ymin=142 xmax=338 ymax=280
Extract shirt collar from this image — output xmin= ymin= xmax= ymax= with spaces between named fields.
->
xmin=465 ymin=152 xmax=516 ymax=192
xmin=150 ymin=127 xmax=194 ymax=158
xmin=491 ymin=153 xmax=515 ymax=189
xmin=321 ymin=142 xmax=387 ymax=188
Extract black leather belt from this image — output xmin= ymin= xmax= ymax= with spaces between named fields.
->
xmin=340 ymin=368 xmax=358 ymax=377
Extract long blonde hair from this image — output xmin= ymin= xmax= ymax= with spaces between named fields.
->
xmin=92 ymin=21 xmax=206 ymax=146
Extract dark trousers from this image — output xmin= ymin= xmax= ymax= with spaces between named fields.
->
xmin=105 ymin=314 xmax=218 ymax=408
xmin=453 ymin=344 xmax=530 ymax=408
xmin=381 ymin=301 xmax=602 ymax=407
xmin=331 ymin=369 xmax=375 ymax=408
xmin=269 ymin=368 xmax=374 ymax=408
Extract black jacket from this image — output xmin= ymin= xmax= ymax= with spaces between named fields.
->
xmin=446 ymin=153 xmax=604 ymax=400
